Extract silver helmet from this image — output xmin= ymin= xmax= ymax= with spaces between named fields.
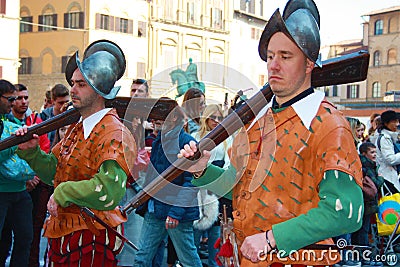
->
xmin=65 ymin=40 xmax=126 ymax=99
xmin=258 ymin=0 xmax=321 ymax=67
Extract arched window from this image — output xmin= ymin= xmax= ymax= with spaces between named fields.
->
xmin=387 ymin=81 xmax=395 ymax=92
xmin=373 ymin=51 xmax=381 ymax=66
xmin=388 ymin=49 xmax=397 ymax=65
xmin=372 ymin=82 xmax=381 ymax=98
xmin=388 ymin=17 xmax=398 ymax=33
xmin=374 ymin=20 xmax=383 ymax=35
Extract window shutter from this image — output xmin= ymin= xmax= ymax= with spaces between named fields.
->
xmin=356 ymin=85 xmax=360 ymax=98
xmin=64 ymin=13 xmax=69 ymax=28
xmin=346 ymin=85 xmax=350 ymax=98
xmin=52 ymin=14 xmax=57 ymax=30
xmin=115 ymin=17 xmax=120 ymax=32
xmin=38 ymin=15 xmax=43 ymax=31
xmin=95 ymin=13 xmax=101 ymax=29
xmin=128 ymin=19 xmax=133 ymax=34
xmin=109 ymin=16 xmax=115 ymax=31
xmin=79 ymin=12 xmax=84 ymax=29
xmin=27 ymin=57 xmax=32 ymax=74
xmin=0 ymin=0 xmax=5 ymax=15
xmin=28 ymin=16 xmax=33 ymax=32
xmin=0 ymin=66 xmax=2 ymax=79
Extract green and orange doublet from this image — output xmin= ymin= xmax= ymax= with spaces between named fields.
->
xmin=18 ymin=109 xmax=136 ymax=238
xmin=193 ymin=100 xmax=363 ymax=266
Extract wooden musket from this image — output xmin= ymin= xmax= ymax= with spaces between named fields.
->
xmin=0 ymin=97 xmax=177 ymax=151
xmin=121 ymin=50 xmax=370 ymax=214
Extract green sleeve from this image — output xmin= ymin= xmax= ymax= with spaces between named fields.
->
xmin=272 ymin=170 xmax=363 ymax=255
xmin=53 ymin=160 xmax=127 ymax=210
xmin=16 ymin=146 xmax=57 ymax=185
xmin=191 ymin=164 xmax=238 ymax=199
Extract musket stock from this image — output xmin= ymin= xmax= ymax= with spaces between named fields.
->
xmin=121 ymin=50 xmax=370 ymax=214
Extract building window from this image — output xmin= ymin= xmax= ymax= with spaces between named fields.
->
xmin=95 ymin=14 xmax=114 ymax=31
xmin=19 ymin=57 xmax=32 ymax=74
xmin=324 ymin=87 xmax=329 ymax=97
xmin=388 ymin=49 xmax=397 ymax=65
xmin=0 ymin=0 xmax=5 ymax=15
xmin=373 ymin=51 xmax=381 ymax=66
xmin=101 ymin=14 xmax=109 ymax=30
xmin=61 ymin=56 xmax=71 ymax=73
xmin=332 ymin=85 xmax=338 ymax=97
xmin=138 ymin=21 xmax=147 ymax=37
xmin=250 ymin=27 xmax=261 ymax=40
xmin=187 ymin=1 xmax=200 ymax=25
xmin=372 ymin=82 xmax=381 ymax=98
xmin=137 ymin=62 xmax=146 ymax=78
xmin=388 ymin=18 xmax=397 ymax=33
xmin=374 ymin=20 xmax=383 ymax=35
xmin=38 ymin=14 xmax=57 ymax=31
xmin=20 ymin=16 xmax=33 ymax=32
xmin=119 ymin=18 xmax=128 ymax=33
xmin=211 ymin=8 xmax=222 ymax=29
xmin=163 ymin=0 xmax=175 ymax=20
xmin=346 ymin=84 xmax=359 ymax=99
xmin=64 ymin=12 xmax=84 ymax=29
xmin=115 ymin=17 xmax=132 ymax=34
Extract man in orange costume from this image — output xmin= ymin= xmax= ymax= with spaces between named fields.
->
xmin=179 ymin=0 xmax=363 ymax=266
xmin=15 ymin=40 xmax=136 ymax=267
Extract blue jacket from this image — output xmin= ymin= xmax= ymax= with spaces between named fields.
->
xmin=0 ymin=120 xmax=35 ymax=192
xmin=143 ymin=126 xmax=199 ymax=222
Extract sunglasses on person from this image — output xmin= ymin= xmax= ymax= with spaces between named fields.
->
xmin=15 ymin=96 xmax=29 ymax=100
xmin=208 ymin=115 xmax=223 ymax=122
xmin=0 ymin=95 xmax=17 ymax=102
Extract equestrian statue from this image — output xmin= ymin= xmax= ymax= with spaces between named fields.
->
xmin=169 ymin=58 xmax=205 ymax=98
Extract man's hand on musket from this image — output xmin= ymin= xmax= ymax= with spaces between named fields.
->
xmin=178 ymin=140 xmax=211 ymax=176
xmin=47 ymin=194 xmax=59 ymax=217
xmin=15 ymin=126 xmax=40 ymax=150
xmin=241 ymin=230 xmax=277 ymax=263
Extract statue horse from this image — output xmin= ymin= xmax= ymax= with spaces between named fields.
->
xmin=169 ymin=69 xmax=205 ymax=98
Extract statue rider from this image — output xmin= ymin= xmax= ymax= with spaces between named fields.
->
xmin=185 ymin=58 xmax=198 ymax=83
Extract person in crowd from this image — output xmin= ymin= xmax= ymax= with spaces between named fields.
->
xmin=0 ymin=79 xmax=35 ymax=267
xmin=39 ymin=84 xmax=70 ymax=145
xmin=179 ymin=0 xmax=363 ymax=265
xmin=7 ymin=83 xmax=51 ymax=267
xmin=15 ymin=40 xmax=136 ymax=267
xmin=358 ymin=122 xmax=367 ymax=143
xmin=191 ymin=104 xmax=233 ymax=267
xmin=375 ymin=110 xmax=400 ymax=194
xmin=130 ymin=78 xmax=154 ymax=136
xmin=367 ymin=113 xmax=380 ymax=142
xmin=352 ymin=142 xmax=384 ymax=267
xmin=346 ymin=117 xmax=363 ymax=148
xmin=131 ymin=78 xmax=149 ymax=98
xmin=133 ymin=101 xmax=202 ymax=267
xmin=181 ymin=88 xmax=206 ymax=134
xmin=369 ymin=115 xmax=381 ymax=145
xmin=41 ymin=90 xmax=53 ymax=111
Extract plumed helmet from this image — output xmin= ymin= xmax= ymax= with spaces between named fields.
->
xmin=258 ymin=0 xmax=321 ymax=67
xmin=65 ymin=40 xmax=126 ymax=99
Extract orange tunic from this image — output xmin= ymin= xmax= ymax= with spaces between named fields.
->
xmin=230 ymin=102 xmax=362 ymax=266
xmin=43 ymin=109 xmax=136 ymax=238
